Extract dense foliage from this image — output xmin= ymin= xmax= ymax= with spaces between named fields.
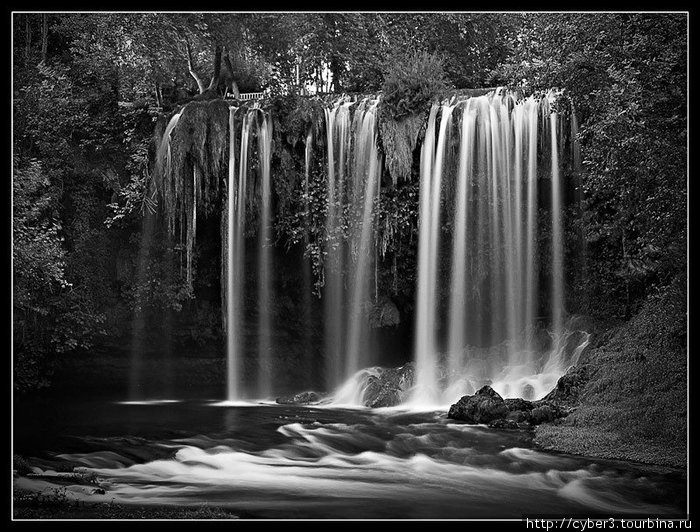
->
xmin=378 ymin=50 xmax=449 ymax=183
xmin=499 ymin=13 xmax=687 ymax=318
xmin=12 ymin=13 xmax=687 ymax=391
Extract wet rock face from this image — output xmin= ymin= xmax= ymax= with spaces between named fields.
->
xmin=504 ymin=398 xmax=534 ymax=413
xmin=364 ymin=377 xmax=401 ymax=408
xmin=362 ymin=363 xmax=415 ymax=408
xmin=447 ymin=368 xmax=584 ymax=429
xmin=542 ymin=364 xmax=589 ymax=405
xmin=276 ymin=391 xmax=325 ymax=405
xmin=447 ymin=386 xmax=509 ymax=424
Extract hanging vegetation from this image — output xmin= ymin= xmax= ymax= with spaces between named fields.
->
xmin=377 ymin=50 xmax=450 ymax=184
xmin=153 ymin=99 xmax=232 ymax=288
xmin=378 ymin=112 xmax=427 ymax=185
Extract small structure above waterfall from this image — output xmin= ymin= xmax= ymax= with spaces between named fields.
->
xmin=225 ymin=91 xmax=266 ymax=101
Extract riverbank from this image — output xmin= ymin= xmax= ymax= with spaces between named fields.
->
xmin=13 ymin=501 xmax=243 ymax=520
xmin=534 ymin=276 xmax=687 ymax=469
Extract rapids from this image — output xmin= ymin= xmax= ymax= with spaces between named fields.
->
xmin=14 ymin=399 xmax=685 ymax=519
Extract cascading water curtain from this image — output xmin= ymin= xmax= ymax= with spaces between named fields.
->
xmin=411 ymin=90 xmax=578 ymax=406
xmin=154 ymin=91 xmax=575 ymax=406
xmin=223 ymin=106 xmax=273 ymax=402
xmin=322 ymin=95 xmax=383 ymax=393
xmin=256 ymin=111 xmax=273 ymax=398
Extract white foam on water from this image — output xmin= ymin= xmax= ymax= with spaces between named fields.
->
xmin=325 ymin=329 xmax=592 ymax=411
xmin=117 ymin=399 xmax=182 ymax=406
xmin=208 ymin=400 xmax=267 ymax=407
xmin=558 ymin=477 xmax=674 ymax=515
xmin=31 ymin=420 xmax=676 ymax=517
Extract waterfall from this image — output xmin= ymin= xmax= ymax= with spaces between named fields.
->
xmin=127 ymin=210 xmax=154 ymax=402
xmin=411 ymin=90 xmax=575 ymax=404
xmin=223 ymin=106 xmax=273 ymax=401
xmin=525 ymin=98 xmax=539 ymax=349
xmin=153 ymin=89 xmax=577 ymax=406
xmin=323 ymin=101 xmax=344 ymax=390
xmin=256 ymin=111 xmax=273 ymax=398
xmin=302 ymin=127 xmax=314 ymax=390
xmin=345 ymin=98 xmax=381 ymax=378
xmin=224 ymin=106 xmax=238 ymax=401
xmin=226 ymin=108 xmax=251 ymax=401
xmin=446 ymin=100 xmax=475 ymax=385
xmin=412 ymin=103 xmax=440 ymax=405
xmin=322 ymin=97 xmax=381 ymax=389
xmin=550 ymin=97 xmax=564 ymax=338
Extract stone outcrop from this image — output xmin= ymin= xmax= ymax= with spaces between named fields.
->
xmin=362 ymin=363 xmax=415 ymax=408
xmin=275 ymin=391 xmax=326 ymax=405
xmin=541 ymin=364 xmax=589 ymax=406
xmin=447 ymin=385 xmax=509 ymax=424
xmin=447 ymin=364 xmax=589 ymax=429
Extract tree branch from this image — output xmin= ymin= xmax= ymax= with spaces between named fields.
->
xmin=207 ymin=44 xmax=222 ymax=91
xmin=184 ymin=34 xmax=205 ymax=94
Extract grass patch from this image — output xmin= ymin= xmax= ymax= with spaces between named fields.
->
xmin=535 ymin=275 xmax=687 ymax=468
xmin=13 ymin=500 xmax=242 ymax=519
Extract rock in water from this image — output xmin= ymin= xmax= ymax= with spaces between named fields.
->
xmin=447 ymin=385 xmax=509 ymax=424
xmin=448 ymin=386 xmax=571 ymax=427
xmin=362 ymin=363 xmax=415 ymax=408
xmin=504 ymin=398 xmax=534 ymax=413
xmin=488 ymin=418 xmax=522 ymax=430
xmin=364 ymin=375 xmax=401 ymax=408
xmin=275 ymin=391 xmax=324 ymax=405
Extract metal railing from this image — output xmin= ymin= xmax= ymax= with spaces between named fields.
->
xmin=226 ymin=92 xmax=266 ymax=101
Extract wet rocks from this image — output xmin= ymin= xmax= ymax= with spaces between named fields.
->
xmin=447 ymin=385 xmax=509 ymax=424
xmin=541 ymin=364 xmax=589 ymax=406
xmin=504 ymin=397 xmax=534 ymax=413
xmin=362 ymin=363 xmax=415 ymax=408
xmin=364 ymin=377 xmax=401 ymax=408
xmin=448 ymin=369 xmax=585 ymax=429
xmin=275 ymin=391 xmax=325 ymax=405
xmin=488 ymin=418 xmax=525 ymax=430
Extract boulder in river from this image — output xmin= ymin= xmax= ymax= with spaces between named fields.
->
xmin=276 ymin=391 xmax=325 ymax=405
xmin=362 ymin=363 xmax=415 ymax=408
xmin=448 ymin=375 xmax=579 ymax=428
xmin=447 ymin=385 xmax=509 ymax=424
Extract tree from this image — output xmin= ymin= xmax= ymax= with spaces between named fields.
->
xmin=498 ymin=13 xmax=687 ymax=317
xmin=13 ymin=158 xmax=70 ymax=390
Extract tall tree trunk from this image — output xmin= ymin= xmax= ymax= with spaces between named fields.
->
xmin=330 ymin=56 xmax=342 ymax=93
xmin=154 ymin=82 xmax=163 ymax=108
xmin=207 ymin=44 xmax=222 ymax=91
xmin=24 ymin=15 xmax=31 ymax=65
xmin=40 ymin=14 xmax=48 ymax=64
xmin=184 ymin=35 xmax=205 ymax=94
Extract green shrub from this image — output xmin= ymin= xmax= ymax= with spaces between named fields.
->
xmin=380 ymin=50 xmax=450 ymax=120
xmin=378 ymin=50 xmax=450 ymax=183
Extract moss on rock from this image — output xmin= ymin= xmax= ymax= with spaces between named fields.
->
xmin=534 ymin=275 xmax=687 ymax=469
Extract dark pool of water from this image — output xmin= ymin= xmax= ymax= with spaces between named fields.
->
xmin=13 ymin=395 xmax=687 ymax=519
